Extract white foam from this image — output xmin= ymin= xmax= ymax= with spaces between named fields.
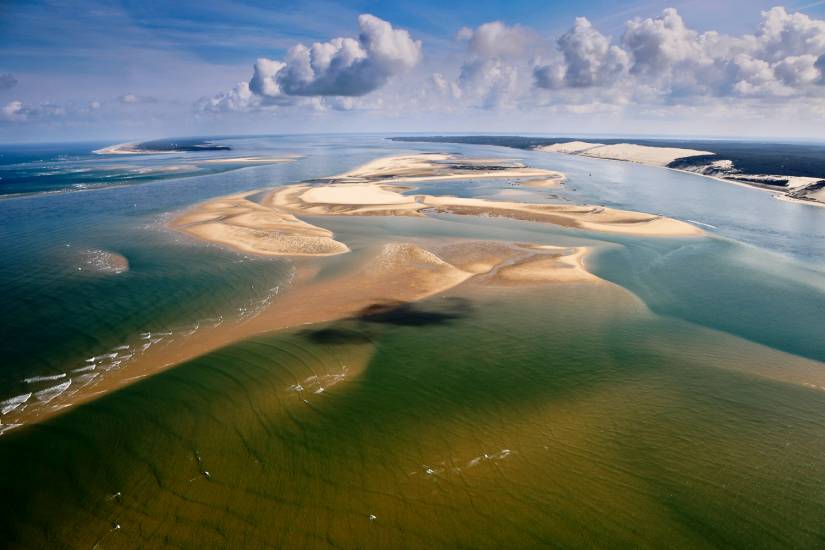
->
xmin=24 ymin=373 xmax=67 ymax=384
xmin=466 ymin=448 xmax=512 ymax=468
xmin=1 ymin=392 xmax=32 ymax=415
xmin=34 ymin=380 xmax=72 ymax=403
xmin=686 ymin=219 xmax=718 ymax=230
xmin=88 ymin=352 xmax=117 ymax=362
xmin=72 ymin=364 xmax=96 ymax=373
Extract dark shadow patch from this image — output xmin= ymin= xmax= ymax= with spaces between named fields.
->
xmin=354 ymin=297 xmax=472 ymax=327
xmin=299 ymin=326 xmax=373 ymax=345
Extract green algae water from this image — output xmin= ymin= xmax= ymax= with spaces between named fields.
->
xmin=2 ymin=284 xmax=825 ymax=547
xmin=2 ymin=135 xmax=825 ymax=547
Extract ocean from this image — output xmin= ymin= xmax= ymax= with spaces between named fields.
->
xmin=1 ymin=134 xmax=824 ymax=547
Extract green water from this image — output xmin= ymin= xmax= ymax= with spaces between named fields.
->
xmin=2 ymin=280 xmax=825 ymax=548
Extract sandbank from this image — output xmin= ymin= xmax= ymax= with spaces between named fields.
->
xmin=171 ymin=192 xmax=349 ymax=256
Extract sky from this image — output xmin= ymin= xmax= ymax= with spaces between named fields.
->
xmin=2 ymin=0 xmax=825 ymax=142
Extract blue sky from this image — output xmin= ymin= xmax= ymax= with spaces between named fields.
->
xmin=2 ymin=0 xmax=825 ymax=141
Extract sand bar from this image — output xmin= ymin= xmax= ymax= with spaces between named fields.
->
xmin=171 ymin=192 xmax=349 ymax=256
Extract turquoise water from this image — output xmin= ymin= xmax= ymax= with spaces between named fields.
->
xmin=1 ymin=135 xmax=825 ymax=547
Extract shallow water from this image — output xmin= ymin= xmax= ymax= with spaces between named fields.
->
xmin=2 ymin=285 xmax=825 ymax=547
xmin=1 ymin=135 xmax=825 ymax=547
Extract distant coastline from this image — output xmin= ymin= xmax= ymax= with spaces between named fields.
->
xmin=94 ymin=137 xmax=231 ymax=155
xmin=391 ymin=136 xmax=825 ymax=206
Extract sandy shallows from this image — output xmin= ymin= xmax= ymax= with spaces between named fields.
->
xmin=171 ymin=192 xmax=349 ymax=256
xmin=0 ymin=238 xmax=604 ymax=430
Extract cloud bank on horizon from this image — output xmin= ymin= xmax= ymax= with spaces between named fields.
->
xmin=195 ymin=7 xmax=825 ymax=116
xmin=3 ymin=2 xmax=825 ymax=138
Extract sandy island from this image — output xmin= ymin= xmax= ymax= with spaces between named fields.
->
xmin=95 ymin=143 xmax=299 ymax=166
xmin=93 ymin=142 xmax=171 ymax=155
xmin=0 ymin=153 xmax=702 ymax=432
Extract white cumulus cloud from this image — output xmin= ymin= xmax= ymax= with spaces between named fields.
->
xmin=534 ymin=7 xmax=825 ymax=102
xmin=199 ymin=14 xmax=421 ymax=113
xmin=534 ymin=17 xmax=629 ymax=89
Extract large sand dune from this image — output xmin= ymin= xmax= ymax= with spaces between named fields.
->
xmin=535 ymin=142 xmax=712 ymax=166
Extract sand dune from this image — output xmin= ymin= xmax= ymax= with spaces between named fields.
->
xmin=536 ymin=142 xmax=712 ymax=166
xmin=538 ymin=141 xmax=606 ymax=154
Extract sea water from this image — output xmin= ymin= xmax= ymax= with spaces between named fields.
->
xmin=1 ymin=135 xmax=825 ymax=547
